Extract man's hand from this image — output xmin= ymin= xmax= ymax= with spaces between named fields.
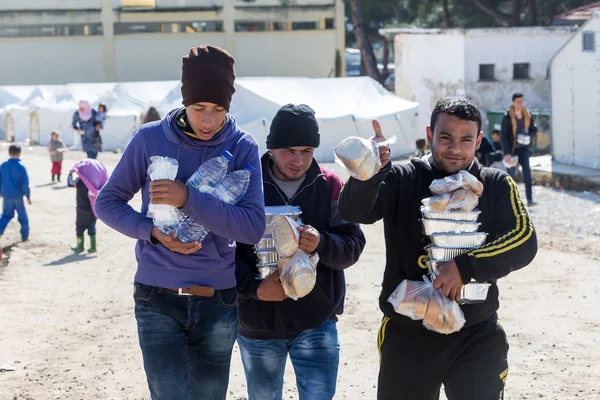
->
xmin=149 ymin=180 xmax=189 ymax=208
xmin=151 ymin=226 xmax=201 ymax=255
xmin=503 ymin=154 xmax=512 ymax=163
xmin=27 ymin=198 xmax=32 ymax=205
xmin=432 ymin=260 xmax=463 ymax=302
xmin=371 ymin=119 xmax=391 ymax=169
xmin=298 ymin=225 xmax=321 ymax=254
xmin=257 ymin=270 xmax=287 ymax=301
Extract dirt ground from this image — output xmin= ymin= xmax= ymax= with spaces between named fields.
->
xmin=0 ymin=146 xmax=599 ymax=400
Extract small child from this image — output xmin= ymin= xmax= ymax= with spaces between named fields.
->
xmin=67 ymin=159 xmax=108 ymax=253
xmin=412 ymin=138 xmax=429 ymax=159
xmin=48 ymin=130 xmax=67 ymax=182
xmin=0 ymin=145 xmax=31 ymax=258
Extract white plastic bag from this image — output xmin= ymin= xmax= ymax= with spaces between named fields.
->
xmin=147 ymin=156 xmax=182 ymax=230
xmin=429 ymin=170 xmax=483 ymax=197
xmin=334 ymin=135 xmax=397 ymax=181
xmin=278 ymin=249 xmax=318 ymax=300
xmin=423 ymin=281 xmax=466 ymax=335
xmin=387 ymin=275 xmax=433 ymax=320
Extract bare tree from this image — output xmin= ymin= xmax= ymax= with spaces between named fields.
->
xmin=474 ymin=0 xmax=521 ymax=26
xmin=528 ymin=0 xmax=538 ymax=25
xmin=349 ymin=0 xmax=381 ymax=82
xmin=442 ymin=0 xmax=452 ymax=28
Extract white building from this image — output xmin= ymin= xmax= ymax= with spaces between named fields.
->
xmin=380 ymin=26 xmax=575 ymax=133
xmin=551 ymin=12 xmax=600 ymax=170
xmin=0 ymin=0 xmax=345 ymax=85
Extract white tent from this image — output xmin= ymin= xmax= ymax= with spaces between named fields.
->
xmin=0 ymin=77 xmax=420 ymax=161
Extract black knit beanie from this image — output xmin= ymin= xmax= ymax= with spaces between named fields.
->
xmin=181 ymin=45 xmax=236 ymax=111
xmin=266 ymin=104 xmax=320 ymax=149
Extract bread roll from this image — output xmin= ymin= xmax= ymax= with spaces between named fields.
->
xmin=271 ymin=215 xmax=300 ymax=258
xmin=423 ymin=297 xmax=445 ymax=332
xmin=279 ymin=249 xmax=317 ymax=300
xmin=334 ymin=137 xmax=370 ymax=169
xmin=422 ymin=193 xmax=451 ymax=212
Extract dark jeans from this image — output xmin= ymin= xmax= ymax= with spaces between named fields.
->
xmin=0 ymin=197 xmax=29 ymax=240
xmin=76 ymin=209 xmax=96 ymax=236
xmin=86 ymin=151 xmax=98 ymax=159
xmin=514 ymin=146 xmax=533 ymax=202
xmin=377 ymin=313 xmax=508 ymax=400
xmin=133 ymin=282 xmax=237 ymax=400
xmin=237 ymin=319 xmax=340 ymax=400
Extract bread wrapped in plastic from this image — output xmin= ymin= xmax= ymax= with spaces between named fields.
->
xmin=278 ymin=249 xmax=317 ymax=300
xmin=387 ymin=277 xmax=433 ymax=320
xmin=429 ymin=170 xmax=483 ymax=197
xmin=423 ymin=285 xmax=466 ymax=335
xmin=271 ymin=215 xmax=300 ymax=258
xmin=334 ymin=137 xmax=381 ymax=181
xmin=421 ymin=193 xmax=451 ymax=212
xmin=446 ymin=189 xmax=479 ymax=212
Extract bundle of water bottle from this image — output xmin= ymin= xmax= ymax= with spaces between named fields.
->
xmin=146 ymin=151 xmax=254 ymax=243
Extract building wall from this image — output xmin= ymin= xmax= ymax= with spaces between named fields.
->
xmin=551 ymin=17 xmax=600 ymax=169
xmin=394 ymin=31 xmax=465 ymax=133
xmin=465 ymin=27 xmax=572 ymax=116
xmin=1 ymin=0 xmax=100 ymax=10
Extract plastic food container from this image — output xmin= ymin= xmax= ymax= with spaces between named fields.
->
xmin=420 ymin=207 xmax=481 ymax=222
xmin=430 ymin=233 xmax=487 ymax=248
xmin=458 ymin=282 xmax=491 ymax=305
xmin=426 ymin=246 xmax=469 ymax=261
xmin=421 ymin=219 xmax=480 ymax=235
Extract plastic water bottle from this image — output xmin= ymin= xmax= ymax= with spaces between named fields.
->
xmin=176 ymin=164 xmax=255 ymax=243
xmin=187 ymin=151 xmax=233 ymax=191
xmin=212 ymin=164 xmax=256 ymax=205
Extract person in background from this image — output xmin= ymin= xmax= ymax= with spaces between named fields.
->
xmin=500 ymin=93 xmax=538 ymax=206
xmin=235 ymin=104 xmax=366 ymax=400
xmin=72 ymin=100 xmax=102 ymax=159
xmin=476 ymin=134 xmax=495 ymax=166
xmin=142 ymin=107 xmax=161 ymax=125
xmin=97 ymin=103 xmax=107 ymax=125
xmin=68 ymin=159 xmax=108 ymax=253
xmin=491 ymin=129 xmax=502 ymax=151
xmin=94 ymin=44 xmax=266 ymax=400
xmin=0 ymin=145 xmax=31 ymax=259
xmin=411 ymin=138 xmax=429 ymax=159
xmin=48 ymin=130 xmax=67 ymax=182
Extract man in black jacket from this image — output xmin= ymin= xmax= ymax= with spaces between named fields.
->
xmin=501 ymin=93 xmax=538 ymax=206
xmin=235 ymin=104 xmax=366 ymax=400
xmin=339 ymin=97 xmax=537 ymax=400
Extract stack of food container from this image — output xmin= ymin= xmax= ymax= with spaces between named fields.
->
xmin=254 ymin=205 xmax=302 ymax=280
xmin=420 ymin=171 xmax=491 ymax=305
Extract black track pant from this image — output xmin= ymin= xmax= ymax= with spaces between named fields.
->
xmin=76 ymin=209 xmax=97 ymax=236
xmin=377 ymin=313 xmax=508 ymax=400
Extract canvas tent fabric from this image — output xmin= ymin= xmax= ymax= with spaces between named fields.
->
xmin=0 ymin=77 xmax=420 ymax=162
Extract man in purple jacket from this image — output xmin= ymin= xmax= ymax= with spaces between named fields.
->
xmin=95 ymin=45 xmax=266 ymax=400
xmin=235 ymin=104 xmax=366 ymax=400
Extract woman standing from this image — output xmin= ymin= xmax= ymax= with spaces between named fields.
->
xmin=72 ymin=100 xmax=102 ymax=159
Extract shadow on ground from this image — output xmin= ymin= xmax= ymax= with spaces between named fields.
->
xmin=43 ymin=253 xmax=97 ymax=266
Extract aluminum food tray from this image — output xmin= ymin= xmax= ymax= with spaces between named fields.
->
xmin=255 ymin=234 xmax=275 ymax=251
xmin=458 ymin=282 xmax=491 ymax=305
xmin=421 ymin=219 xmax=480 ymax=235
xmin=255 ymin=250 xmax=279 ymax=265
xmin=256 ymin=265 xmax=278 ymax=280
xmin=420 ymin=207 xmax=481 ymax=222
xmin=426 ymin=246 xmax=469 ymax=261
xmin=430 ymin=232 xmax=487 ymax=248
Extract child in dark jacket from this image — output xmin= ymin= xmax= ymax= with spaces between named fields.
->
xmin=0 ymin=145 xmax=31 ymax=258
xmin=67 ymin=159 xmax=108 ymax=253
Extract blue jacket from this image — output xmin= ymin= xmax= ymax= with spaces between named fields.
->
xmin=0 ymin=158 xmax=30 ymax=200
xmin=72 ymin=109 xmax=102 ymax=152
xmin=95 ymin=109 xmax=266 ymax=290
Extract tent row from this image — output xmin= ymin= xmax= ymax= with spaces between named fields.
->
xmin=0 ymin=77 xmax=420 ymax=162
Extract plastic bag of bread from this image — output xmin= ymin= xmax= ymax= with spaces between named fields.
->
xmin=446 ymin=189 xmax=479 ymax=212
xmin=423 ymin=285 xmax=466 ymax=335
xmin=278 ymin=249 xmax=318 ymax=300
xmin=271 ymin=215 xmax=300 ymax=258
xmin=421 ymin=193 xmax=451 ymax=212
xmin=334 ymin=135 xmax=397 ymax=181
xmin=429 ymin=170 xmax=483 ymax=197
xmin=387 ymin=276 xmax=434 ymax=320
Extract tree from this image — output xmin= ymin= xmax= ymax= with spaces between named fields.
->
xmin=349 ymin=0 xmax=381 ymax=82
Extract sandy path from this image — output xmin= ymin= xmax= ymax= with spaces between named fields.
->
xmin=0 ymin=147 xmax=598 ymax=400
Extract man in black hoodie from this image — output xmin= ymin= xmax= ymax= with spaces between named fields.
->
xmin=339 ymin=97 xmax=537 ymax=400
xmin=235 ymin=104 xmax=365 ymax=400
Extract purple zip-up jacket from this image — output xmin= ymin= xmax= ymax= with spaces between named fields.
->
xmin=95 ymin=109 xmax=266 ymax=290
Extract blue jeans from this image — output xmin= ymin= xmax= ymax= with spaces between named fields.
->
xmin=237 ymin=319 xmax=340 ymax=400
xmin=133 ymin=282 xmax=237 ymax=400
xmin=0 ymin=197 xmax=29 ymax=240
xmin=514 ymin=146 xmax=533 ymax=202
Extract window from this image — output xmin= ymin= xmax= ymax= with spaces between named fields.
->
xmin=292 ymin=22 xmax=317 ymax=30
xmin=583 ymin=32 xmax=596 ymax=52
xmin=479 ymin=64 xmax=495 ymax=81
xmin=115 ymin=21 xmax=222 ymax=35
xmin=115 ymin=22 xmax=161 ymax=34
xmin=0 ymin=23 xmax=102 ymax=37
xmin=273 ymin=22 xmax=287 ymax=31
xmin=235 ymin=22 xmax=266 ymax=32
xmin=325 ymin=18 xmax=335 ymax=29
xmin=513 ymin=63 xmax=530 ymax=80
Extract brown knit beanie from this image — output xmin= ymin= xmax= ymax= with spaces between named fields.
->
xmin=181 ymin=45 xmax=236 ymax=111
